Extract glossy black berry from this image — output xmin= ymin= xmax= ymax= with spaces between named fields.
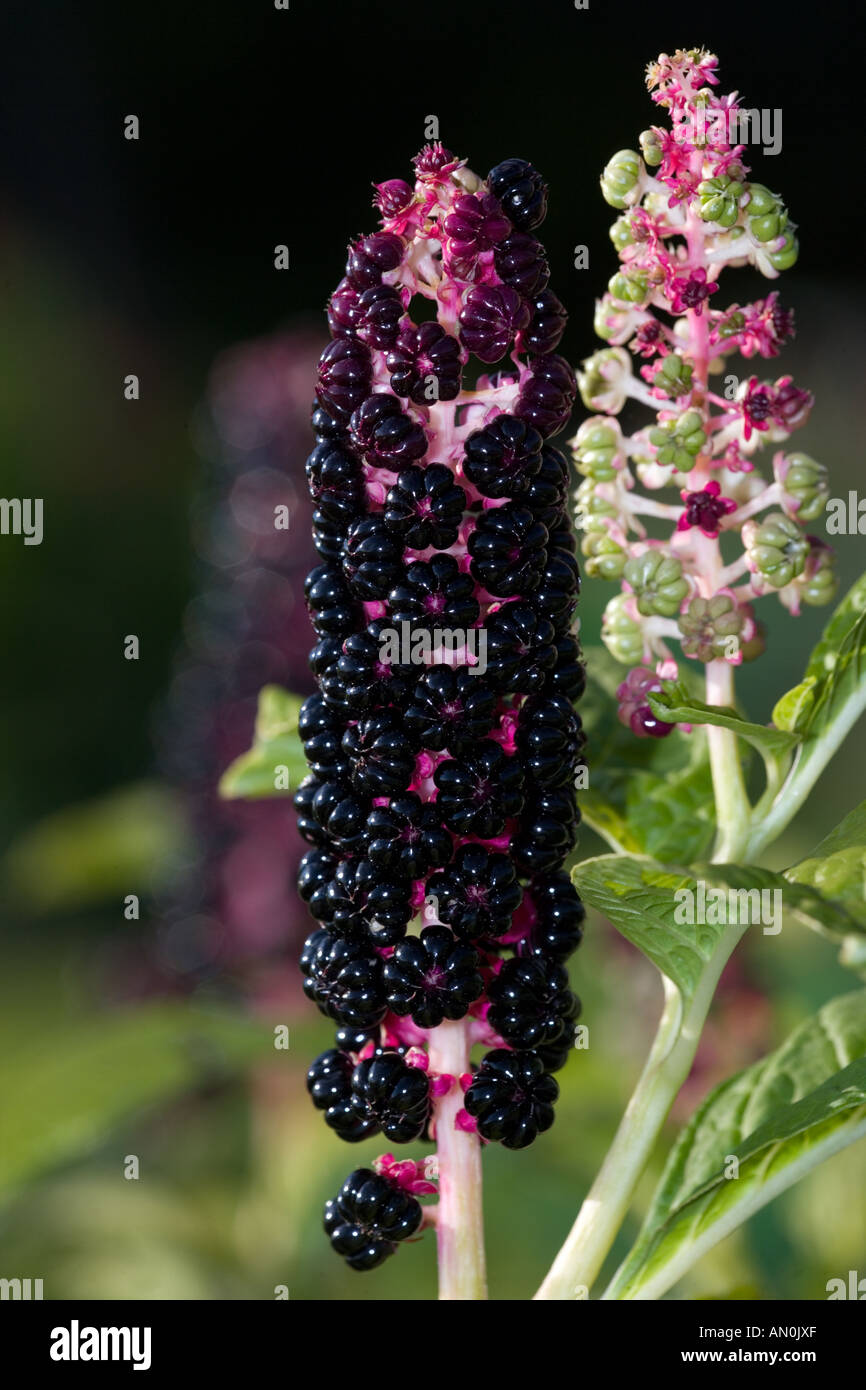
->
xmin=316 ymin=337 xmax=372 ymax=420
xmin=512 ymin=786 xmax=580 ymax=877
xmin=520 ymin=289 xmax=568 ymax=358
xmin=324 ymin=1168 xmax=422 ymax=1271
xmin=304 ymin=562 xmax=358 ymax=638
xmin=426 ymin=844 xmax=522 ymax=941
xmin=300 ymin=929 xmax=387 ymax=1028
xmin=403 ymin=667 xmax=498 ymax=753
xmin=387 ymin=320 xmax=463 ymax=403
xmin=306 ymin=1047 xmax=357 ymax=1115
xmin=521 ymin=872 xmax=586 ymax=962
xmin=305 ymin=440 xmax=365 ymax=527
xmin=334 ymin=1025 xmax=380 ymax=1053
xmin=342 ymin=517 xmax=404 ymax=600
xmin=459 ymin=285 xmax=530 ymax=364
xmin=524 ymin=444 xmax=569 ymax=527
xmin=534 ymin=547 xmax=581 ymax=631
xmin=388 ymin=553 xmax=479 ymax=630
xmin=468 ymin=504 xmax=548 ymax=597
xmin=516 ymin=694 xmax=585 ymax=789
xmin=487 ymin=158 xmax=549 ymax=231
xmin=384 ymin=926 xmax=483 ymax=1028
xmin=364 ymin=793 xmax=452 ymax=877
xmin=298 ymin=847 xmax=339 ymax=921
xmin=384 ymin=465 xmax=466 ymax=550
xmin=310 ymin=779 xmax=369 ymax=852
xmin=488 ymin=955 xmax=580 ymax=1051
xmin=349 ymin=393 xmax=427 ymax=469
xmin=311 ymin=401 xmax=349 ymax=443
xmin=484 ymin=601 xmax=557 ymax=693
xmin=462 ymin=416 xmax=543 ymax=500
xmin=324 ymin=857 xmax=412 ymax=945
xmin=434 ymin=741 xmax=524 ymax=839
xmin=334 ymin=619 xmax=415 ymax=713
xmin=333 ymin=1051 xmax=430 ymax=1143
xmin=343 ymin=713 xmax=416 ymax=797
xmin=545 ymin=634 xmax=586 ymax=700
xmin=294 ymin=776 xmax=328 ymax=846
xmin=298 ymin=693 xmax=350 ymax=781
xmin=464 ymin=1048 xmax=558 ymax=1148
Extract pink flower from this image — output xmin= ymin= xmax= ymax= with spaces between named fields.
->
xmin=739 ymin=376 xmax=775 ymax=440
xmin=668 ymin=266 xmax=718 ymax=316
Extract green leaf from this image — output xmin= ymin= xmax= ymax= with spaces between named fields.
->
xmin=749 ymin=574 xmax=866 ymax=856
xmin=0 ymin=1002 xmax=270 ymax=1204
xmin=579 ymin=649 xmax=716 ymax=862
xmin=219 ymin=685 xmax=306 ymax=799
xmin=0 ymin=781 xmax=188 ymax=913
xmin=605 ymin=991 xmax=866 ymax=1300
xmin=785 ymin=800 xmax=866 ymax=931
xmin=647 ymin=684 xmax=799 ymax=760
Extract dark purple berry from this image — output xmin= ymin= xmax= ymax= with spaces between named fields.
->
xmin=310 ymin=779 xmax=370 ymax=852
xmin=521 ymin=872 xmax=586 ymax=963
xmin=349 ymin=393 xmax=428 ymax=468
xmin=324 ymin=857 xmax=412 ymax=945
xmin=520 ymin=289 xmax=568 ymax=357
xmin=346 ymin=232 xmax=404 ymax=291
xmin=459 ymin=285 xmax=530 ymax=364
xmin=356 ymin=284 xmax=405 ymax=351
xmin=342 ymin=517 xmax=404 ymax=600
xmin=304 ymin=562 xmax=358 ymax=637
xmin=514 ymin=354 xmax=576 ymax=437
xmin=512 ymin=786 xmax=579 ymax=877
xmin=524 ymin=444 xmax=569 ymax=526
xmin=484 ymin=601 xmax=557 ymax=693
xmin=334 ymin=618 xmax=415 ymax=713
xmin=516 ymin=694 xmax=585 ymax=789
xmin=387 ymin=320 xmax=463 ymax=404
xmin=316 ymin=338 xmax=372 ymax=420
xmin=442 ymin=191 xmax=511 ymax=276
xmin=336 ymin=1051 xmax=430 ymax=1143
xmin=388 ymin=553 xmax=479 ymax=630
xmin=343 ymin=712 xmax=416 ymax=797
xmin=494 ymin=232 xmax=550 ymax=298
xmin=488 ymin=955 xmax=580 ymax=1051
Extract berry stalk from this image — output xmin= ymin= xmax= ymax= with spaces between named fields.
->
xmin=427 ymin=1017 xmax=487 ymax=1299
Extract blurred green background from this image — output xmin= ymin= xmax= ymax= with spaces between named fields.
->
xmin=0 ymin=0 xmax=863 ymax=1300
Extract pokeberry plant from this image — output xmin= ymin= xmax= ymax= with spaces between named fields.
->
xmin=223 ymin=51 xmax=866 ymax=1301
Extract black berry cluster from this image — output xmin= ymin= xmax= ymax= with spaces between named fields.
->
xmin=297 ymin=147 xmax=586 ymax=1270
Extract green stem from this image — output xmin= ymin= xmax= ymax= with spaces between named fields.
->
xmin=535 ymin=919 xmax=746 ymax=1300
xmin=705 ymin=659 xmax=752 ymax=861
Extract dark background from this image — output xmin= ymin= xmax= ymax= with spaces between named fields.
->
xmin=0 ymin=0 xmax=863 ymax=1301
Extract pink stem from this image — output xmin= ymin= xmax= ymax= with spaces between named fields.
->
xmin=427 ymin=1017 xmax=488 ymax=1300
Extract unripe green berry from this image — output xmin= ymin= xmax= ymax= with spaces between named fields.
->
xmin=639 ymin=129 xmax=663 ymax=167
xmin=679 ymin=593 xmax=744 ymax=662
xmin=572 ymin=418 xmax=621 ymax=480
xmin=800 ymin=544 xmax=838 ymax=607
xmin=609 ymin=215 xmax=635 ymax=252
xmin=601 ymin=150 xmax=641 ymax=209
xmin=608 ymin=266 xmax=649 ymax=306
xmin=577 ymin=348 xmax=631 ymax=413
xmin=743 ymin=512 xmax=810 ymax=588
xmin=575 ymin=476 xmax=617 ymax=527
xmin=775 ymin=452 xmax=829 ymax=522
xmin=768 ymin=230 xmax=799 ymax=271
xmin=696 ymin=175 xmax=744 ymax=228
xmin=582 ymin=530 xmax=627 ymax=581
xmin=624 ymin=551 xmax=690 ymax=617
xmin=648 ymin=408 xmax=706 ymax=472
xmin=601 ymin=593 xmax=643 ymax=666
xmin=655 ymin=353 xmax=694 ymax=398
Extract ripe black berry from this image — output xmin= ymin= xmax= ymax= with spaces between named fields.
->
xmin=384 ymin=926 xmax=483 ymax=1028
xmin=520 ymin=289 xmax=568 ymax=358
xmin=324 ymin=857 xmax=412 ymax=945
xmin=403 ymin=666 xmax=498 ymax=753
xmin=364 ymin=793 xmax=452 ymax=878
xmin=464 ymin=1048 xmax=558 ymax=1148
xmin=516 ymin=694 xmax=585 ymax=788
xmin=462 ymin=416 xmax=543 ymax=500
xmin=333 ymin=1051 xmax=431 ymax=1143
xmin=388 ymin=553 xmax=479 ymax=630
xmin=384 ymin=464 xmax=467 ymax=550
xmin=524 ymin=444 xmax=569 ymax=526
xmin=334 ymin=619 xmax=415 ymax=713
xmin=300 ymin=929 xmax=387 ymax=1028
xmin=324 ymin=1168 xmax=422 ymax=1270
xmin=487 ymin=158 xmax=549 ymax=231
xmin=522 ymin=872 xmax=586 ymax=962
xmin=304 ymin=562 xmax=358 ymax=637
xmin=310 ymin=779 xmax=369 ymax=852
xmin=343 ymin=712 xmax=416 ymax=797
xmin=346 ymin=232 xmax=405 ymax=291
xmin=514 ymin=353 xmax=577 ymax=437
xmin=512 ymin=786 xmax=580 ymax=877
xmin=484 ymin=601 xmax=557 ymax=693
xmin=468 ymin=503 xmax=549 ymax=597
xmin=356 ymin=284 xmax=405 ymax=350
xmin=488 ymin=955 xmax=580 ymax=1051
xmin=426 ymin=844 xmax=522 ymax=941
xmin=342 ymin=517 xmax=404 ymax=600
xmin=494 ymin=231 xmax=550 ymax=298
xmin=434 ymin=741 xmax=524 ymax=838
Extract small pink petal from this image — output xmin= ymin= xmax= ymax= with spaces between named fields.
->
xmin=455 ymin=1108 xmax=478 ymax=1133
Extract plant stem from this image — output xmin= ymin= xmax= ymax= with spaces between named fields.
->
xmin=705 ymin=659 xmax=752 ymax=861
xmin=535 ymin=919 xmax=746 ymax=1300
xmin=427 ymin=1018 xmax=488 ymax=1300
